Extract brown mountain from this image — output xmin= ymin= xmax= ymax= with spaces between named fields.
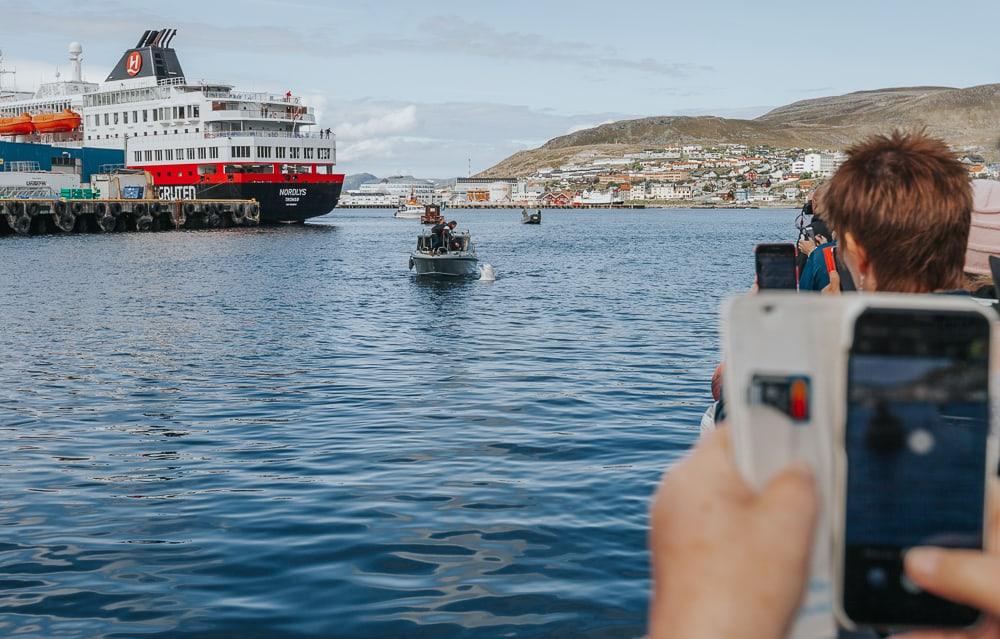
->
xmin=479 ymin=85 xmax=1000 ymax=177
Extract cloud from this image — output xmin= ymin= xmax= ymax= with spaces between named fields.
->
xmin=0 ymin=3 xmax=707 ymax=79
xmin=336 ymin=105 xmax=418 ymax=141
xmin=566 ymin=119 xmax=619 ymax=135
xmin=324 ymin=99 xmax=636 ymax=177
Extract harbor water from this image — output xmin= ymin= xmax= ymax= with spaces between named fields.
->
xmin=0 ymin=208 xmax=793 ymax=638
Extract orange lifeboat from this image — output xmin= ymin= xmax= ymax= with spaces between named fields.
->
xmin=0 ymin=113 xmax=35 ymax=136
xmin=32 ymin=109 xmax=82 ymax=134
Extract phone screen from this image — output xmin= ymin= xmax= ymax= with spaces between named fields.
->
xmin=756 ymin=244 xmax=797 ymax=290
xmin=843 ymin=309 xmax=990 ymax=628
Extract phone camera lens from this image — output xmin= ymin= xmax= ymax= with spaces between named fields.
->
xmin=866 ymin=567 xmax=888 ymax=589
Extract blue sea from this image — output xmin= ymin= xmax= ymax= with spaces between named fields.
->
xmin=0 ymin=208 xmax=795 ymax=638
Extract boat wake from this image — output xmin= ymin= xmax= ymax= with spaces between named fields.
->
xmin=479 ymin=264 xmax=496 ymax=281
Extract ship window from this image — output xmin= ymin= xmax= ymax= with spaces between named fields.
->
xmin=134 ymin=151 xmax=141 ymax=162
xmin=275 ymin=147 xmax=286 ymax=159
xmin=187 ymin=148 xmax=195 ymax=160
xmin=155 ymin=150 xmax=163 ymax=161
xmin=143 ymin=109 xmax=148 ymax=122
xmin=224 ymin=164 xmax=272 ymax=174
xmin=210 ymin=147 xmax=219 ymax=159
xmin=114 ymin=113 xmax=119 ymax=125
xmin=198 ymin=165 xmax=217 ymax=176
xmin=177 ymin=148 xmax=184 ymax=159
xmin=257 ymin=146 xmax=272 ymax=159
xmin=318 ymin=148 xmax=331 ymax=160
xmin=303 ymin=148 xmax=314 ymax=159
xmin=231 ymin=146 xmax=251 ymax=159
xmin=193 ymin=106 xmax=200 ymax=118
xmin=280 ymin=164 xmax=311 ymax=175
xmin=123 ymin=111 xmax=129 ymax=124
xmin=152 ymin=109 xmax=158 ymax=121
xmin=145 ymin=150 xmax=153 ymax=161
xmin=103 ymin=113 xmax=109 ymax=125
xmin=165 ymin=150 xmax=174 ymax=161
xmin=133 ymin=111 xmax=138 ymax=123
xmin=288 ymin=147 xmax=300 ymax=159
xmin=316 ymin=164 xmax=334 ymax=175
xmin=197 ymin=148 xmax=207 ymax=159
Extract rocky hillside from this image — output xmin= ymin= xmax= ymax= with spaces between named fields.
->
xmin=480 ymin=84 xmax=1000 ymax=177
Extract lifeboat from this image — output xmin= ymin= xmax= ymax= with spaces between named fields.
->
xmin=32 ymin=109 xmax=82 ymax=134
xmin=0 ymin=113 xmax=35 ymax=136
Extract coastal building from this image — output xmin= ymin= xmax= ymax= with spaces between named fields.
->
xmin=339 ymin=189 xmax=396 ymax=206
xmin=452 ymin=177 xmax=517 ymax=204
xmin=358 ymin=176 xmax=442 ymax=205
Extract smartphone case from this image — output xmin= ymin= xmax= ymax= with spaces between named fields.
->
xmin=723 ymin=293 xmax=844 ymax=639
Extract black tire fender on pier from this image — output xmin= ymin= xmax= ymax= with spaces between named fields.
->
xmin=52 ymin=201 xmax=75 ymax=233
xmin=12 ymin=210 xmax=32 ymax=235
xmin=95 ymin=202 xmax=116 ymax=233
xmin=109 ymin=202 xmax=123 ymax=215
xmin=183 ymin=202 xmax=197 ymax=217
xmin=71 ymin=202 xmax=85 ymax=215
xmin=231 ymin=204 xmax=247 ymax=226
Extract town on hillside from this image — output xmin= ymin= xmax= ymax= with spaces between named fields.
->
xmin=340 ymin=143 xmax=1000 ymax=208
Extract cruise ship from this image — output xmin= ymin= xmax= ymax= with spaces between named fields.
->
xmin=0 ymin=29 xmax=343 ymax=223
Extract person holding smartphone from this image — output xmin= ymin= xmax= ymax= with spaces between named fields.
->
xmin=648 ymin=427 xmax=1000 ymax=639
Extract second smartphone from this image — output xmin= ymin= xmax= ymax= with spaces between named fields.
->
xmin=836 ymin=306 xmax=994 ymax=630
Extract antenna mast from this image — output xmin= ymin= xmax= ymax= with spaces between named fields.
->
xmin=0 ymin=49 xmax=16 ymax=95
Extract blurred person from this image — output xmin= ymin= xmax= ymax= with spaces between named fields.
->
xmin=963 ymin=179 xmax=1000 ymax=299
xmin=798 ymin=214 xmax=836 ymax=291
xmin=821 ymin=131 xmax=972 ymax=294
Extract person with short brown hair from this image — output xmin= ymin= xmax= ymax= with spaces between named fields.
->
xmin=822 ymin=130 xmax=972 ymax=293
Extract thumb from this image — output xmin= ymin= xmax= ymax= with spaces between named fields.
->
xmin=759 ymin=463 xmax=818 ymax=545
xmin=905 ymin=547 xmax=1000 ymax=616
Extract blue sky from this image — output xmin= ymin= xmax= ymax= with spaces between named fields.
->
xmin=2 ymin=0 xmax=999 ymax=176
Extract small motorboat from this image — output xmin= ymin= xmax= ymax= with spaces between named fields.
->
xmin=395 ymin=188 xmax=425 ymax=219
xmin=395 ymin=201 xmax=424 ymax=219
xmin=420 ymin=204 xmax=445 ymax=225
xmin=409 ymin=228 xmax=479 ymax=277
xmin=521 ymin=208 xmax=542 ymax=225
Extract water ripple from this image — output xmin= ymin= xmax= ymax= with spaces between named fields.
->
xmin=0 ymin=208 xmax=794 ymax=637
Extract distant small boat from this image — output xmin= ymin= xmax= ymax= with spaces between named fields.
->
xmin=521 ymin=208 xmax=541 ymax=225
xmin=420 ymin=204 xmax=444 ymax=225
xmin=409 ymin=228 xmax=479 ymax=277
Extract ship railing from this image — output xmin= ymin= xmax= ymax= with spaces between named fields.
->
xmin=202 ymin=90 xmax=303 ymax=105
xmin=203 ymin=130 xmax=334 ymax=141
xmin=2 ymin=161 xmax=42 ymax=172
xmin=205 ymin=109 xmax=315 ymax=123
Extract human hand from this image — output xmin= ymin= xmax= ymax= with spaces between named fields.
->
xmin=821 ymin=269 xmax=841 ymax=295
xmin=893 ymin=484 xmax=1000 ymax=639
xmin=798 ymin=237 xmax=818 ymax=256
xmin=648 ymin=428 xmax=818 ymax=639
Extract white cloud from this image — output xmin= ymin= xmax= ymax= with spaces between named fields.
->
xmin=565 ymin=119 xmax=618 ymax=135
xmin=336 ymin=105 xmax=418 ymax=141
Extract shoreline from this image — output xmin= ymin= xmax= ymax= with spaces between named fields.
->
xmin=337 ymin=202 xmax=805 ymax=211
